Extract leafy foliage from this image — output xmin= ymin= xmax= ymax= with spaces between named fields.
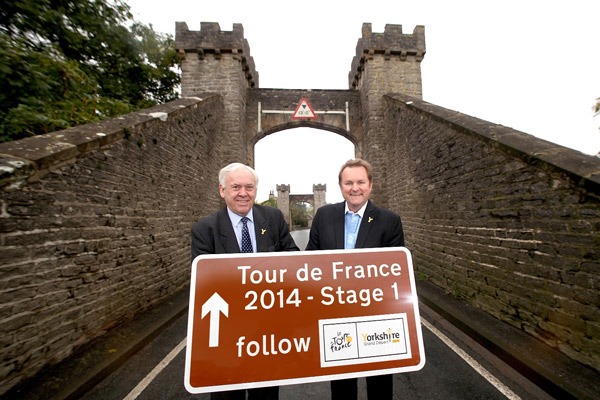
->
xmin=0 ymin=0 xmax=180 ymax=142
xmin=260 ymin=197 xmax=278 ymax=208
xmin=291 ymin=202 xmax=312 ymax=228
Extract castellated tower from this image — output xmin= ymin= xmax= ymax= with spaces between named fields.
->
xmin=348 ymin=23 xmax=425 ymax=96
xmin=348 ymin=23 xmax=426 ymax=207
xmin=276 ymin=184 xmax=291 ymax=226
xmin=313 ymin=184 xmax=327 ymax=210
xmin=175 ymin=22 xmax=259 ymax=165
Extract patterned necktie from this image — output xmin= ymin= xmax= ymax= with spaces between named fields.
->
xmin=241 ymin=217 xmax=253 ymax=253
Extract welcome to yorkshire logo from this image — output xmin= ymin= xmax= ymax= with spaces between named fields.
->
xmin=361 ymin=327 xmax=402 ymax=346
xmin=330 ymin=331 xmax=353 ymax=353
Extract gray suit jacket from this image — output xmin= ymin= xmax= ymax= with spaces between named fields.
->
xmin=191 ymin=204 xmax=299 ymax=259
xmin=306 ymin=200 xmax=404 ymax=250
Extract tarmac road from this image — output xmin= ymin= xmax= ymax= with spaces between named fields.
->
xmin=79 ymin=292 xmax=553 ymax=399
xmin=290 ymin=228 xmax=309 ymax=251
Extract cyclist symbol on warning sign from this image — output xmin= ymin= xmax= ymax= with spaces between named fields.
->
xmin=292 ymin=97 xmax=316 ymax=120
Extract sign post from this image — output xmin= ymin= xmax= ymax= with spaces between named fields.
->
xmin=184 ymin=247 xmax=425 ymax=394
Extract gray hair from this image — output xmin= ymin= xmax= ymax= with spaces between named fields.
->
xmin=218 ymin=163 xmax=259 ymax=186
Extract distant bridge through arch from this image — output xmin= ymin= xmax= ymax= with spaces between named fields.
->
xmin=275 ymin=183 xmax=327 ymax=228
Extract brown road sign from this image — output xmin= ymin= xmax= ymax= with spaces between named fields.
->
xmin=184 ymin=247 xmax=425 ymax=394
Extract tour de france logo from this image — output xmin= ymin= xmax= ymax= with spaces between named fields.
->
xmin=320 ymin=314 xmax=410 ymax=367
xmin=330 ymin=331 xmax=353 ymax=353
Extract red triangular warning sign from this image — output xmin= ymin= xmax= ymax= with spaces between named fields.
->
xmin=292 ymin=97 xmax=316 ymax=120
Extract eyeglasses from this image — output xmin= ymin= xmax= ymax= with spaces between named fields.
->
xmin=229 ymin=184 xmax=256 ymax=192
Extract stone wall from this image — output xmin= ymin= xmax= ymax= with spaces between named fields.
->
xmin=384 ymin=93 xmax=600 ymax=371
xmin=176 ymin=22 xmax=257 ymax=166
xmin=351 ymin=23 xmax=426 ymax=208
xmin=0 ymin=96 xmax=225 ymax=395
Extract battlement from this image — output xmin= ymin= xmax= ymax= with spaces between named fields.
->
xmin=175 ymin=22 xmax=259 ymax=87
xmin=349 ymin=23 xmax=426 ymax=89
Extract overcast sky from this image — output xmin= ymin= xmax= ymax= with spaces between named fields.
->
xmin=127 ymin=0 xmax=600 ymax=203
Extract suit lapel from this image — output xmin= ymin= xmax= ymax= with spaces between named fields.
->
xmin=217 ymin=208 xmax=242 ymax=253
xmin=334 ymin=202 xmax=346 ymax=249
xmin=253 ymin=206 xmax=269 ymax=252
xmin=355 ymin=201 xmax=376 ymax=249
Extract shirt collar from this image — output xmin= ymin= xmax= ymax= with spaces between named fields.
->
xmin=227 ymin=208 xmax=254 ymax=226
xmin=344 ymin=201 xmax=368 ymax=218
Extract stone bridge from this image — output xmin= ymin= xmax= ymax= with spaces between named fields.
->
xmin=275 ymin=184 xmax=327 ymax=228
xmin=0 ymin=21 xmax=598 ymax=396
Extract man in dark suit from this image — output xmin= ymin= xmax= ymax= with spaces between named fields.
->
xmin=306 ymin=158 xmax=404 ymax=400
xmin=191 ymin=162 xmax=299 ymax=400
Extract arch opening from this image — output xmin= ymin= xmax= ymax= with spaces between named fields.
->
xmin=254 ymin=127 xmax=354 ymax=227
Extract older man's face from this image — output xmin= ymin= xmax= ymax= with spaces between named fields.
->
xmin=219 ymin=168 xmax=257 ymax=216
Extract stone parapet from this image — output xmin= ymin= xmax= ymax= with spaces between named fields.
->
xmin=0 ymin=95 xmax=225 ymax=395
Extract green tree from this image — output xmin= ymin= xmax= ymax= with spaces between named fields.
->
xmin=291 ymin=202 xmax=312 ymax=229
xmin=260 ymin=197 xmax=278 ymax=208
xmin=0 ymin=0 xmax=180 ymax=142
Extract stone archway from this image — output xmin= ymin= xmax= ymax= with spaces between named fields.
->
xmin=246 ymin=89 xmax=364 ymax=163
xmin=275 ymin=184 xmax=326 ymax=228
xmin=175 ymin=21 xmax=425 ymax=208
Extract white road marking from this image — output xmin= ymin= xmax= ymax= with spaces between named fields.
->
xmin=122 ymin=319 xmax=523 ymax=400
xmin=122 ymin=338 xmax=186 ymax=400
xmin=421 ymin=318 xmax=521 ymax=400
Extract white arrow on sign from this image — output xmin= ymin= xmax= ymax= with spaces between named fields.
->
xmin=201 ymin=292 xmax=229 ymax=347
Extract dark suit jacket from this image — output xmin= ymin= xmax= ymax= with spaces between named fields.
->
xmin=191 ymin=204 xmax=299 ymax=259
xmin=306 ymin=200 xmax=404 ymax=250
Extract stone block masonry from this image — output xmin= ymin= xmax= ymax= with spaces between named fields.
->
xmin=0 ymin=95 xmax=225 ymax=395
xmin=2 ymin=19 xmax=600 ymax=396
xmin=384 ymin=93 xmax=600 ymax=372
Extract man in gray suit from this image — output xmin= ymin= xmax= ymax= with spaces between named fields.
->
xmin=306 ymin=158 xmax=404 ymax=400
xmin=191 ymin=162 xmax=299 ymax=400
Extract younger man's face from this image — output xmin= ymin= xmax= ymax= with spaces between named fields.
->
xmin=339 ymin=166 xmax=372 ymax=212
